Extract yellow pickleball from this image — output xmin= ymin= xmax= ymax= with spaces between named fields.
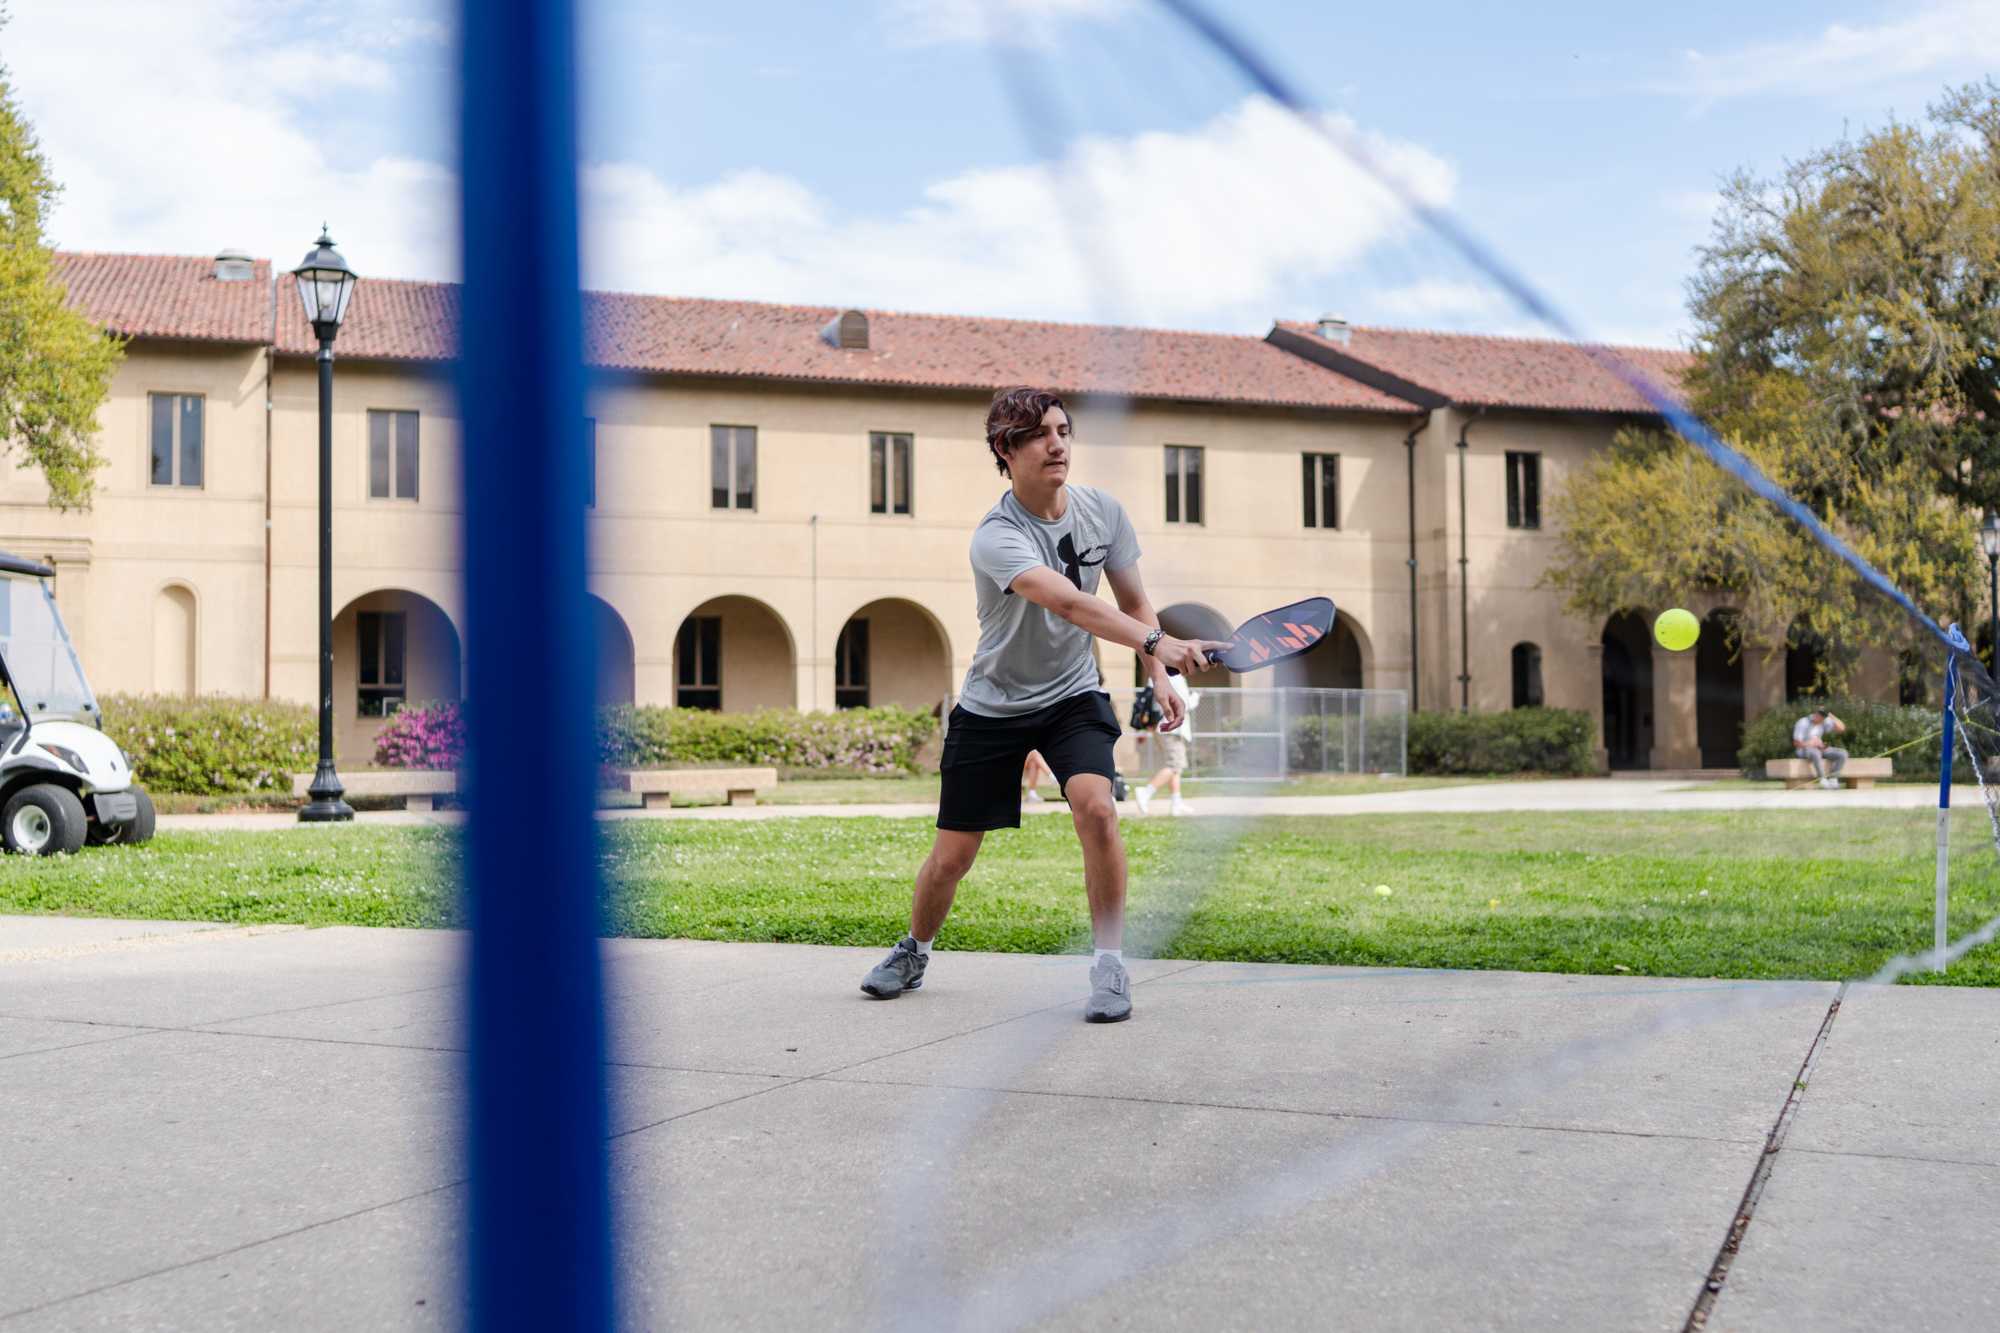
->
xmin=1654 ymin=608 xmax=1700 ymax=652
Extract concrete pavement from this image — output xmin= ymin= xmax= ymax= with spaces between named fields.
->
xmin=2 ymin=917 xmax=1993 ymax=1329
xmin=152 ymin=777 xmax=1949 ymax=833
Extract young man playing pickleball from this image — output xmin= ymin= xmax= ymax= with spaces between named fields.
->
xmin=860 ymin=387 xmax=1227 ymax=1022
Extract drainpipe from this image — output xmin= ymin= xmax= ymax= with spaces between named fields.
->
xmin=262 ymin=277 xmax=278 ymax=700
xmin=1456 ymin=410 xmax=1484 ymax=713
xmin=810 ymin=513 xmax=819 ymax=711
xmin=1403 ymin=413 xmax=1425 ymax=711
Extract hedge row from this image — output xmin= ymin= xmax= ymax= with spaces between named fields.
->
xmin=1738 ymin=698 xmax=1944 ymax=779
xmin=1407 ymin=707 xmax=1596 ymax=776
xmin=99 ymin=693 xmax=317 ymax=795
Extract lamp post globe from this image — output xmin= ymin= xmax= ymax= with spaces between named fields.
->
xmin=295 ymin=228 xmax=359 ymax=823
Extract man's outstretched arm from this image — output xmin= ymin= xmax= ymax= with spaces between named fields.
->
xmin=1009 ymin=566 xmax=1223 ymax=681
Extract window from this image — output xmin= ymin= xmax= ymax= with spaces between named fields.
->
xmin=357 ymin=611 xmax=407 ymax=717
xmin=870 ymin=432 xmax=913 ymax=515
xmin=676 ymin=616 xmax=721 ymax=710
xmin=1302 ymin=453 xmax=1339 ymax=529
xmin=711 ymin=425 xmax=756 ymax=510
xmin=1511 ymin=642 xmax=1544 ymax=708
xmin=148 ymin=393 xmax=204 ymax=488
xmin=1505 ymin=451 xmax=1541 ymax=529
xmin=585 ymin=418 xmax=596 ymax=509
xmin=1165 ymin=445 xmax=1203 ymax=525
xmin=368 ymin=410 xmax=420 ymax=500
xmin=835 ymin=619 xmax=870 ymax=708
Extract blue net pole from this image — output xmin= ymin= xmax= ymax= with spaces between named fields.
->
xmin=1936 ymin=648 xmax=1959 ymax=973
xmin=458 ymin=0 xmax=613 ymax=1327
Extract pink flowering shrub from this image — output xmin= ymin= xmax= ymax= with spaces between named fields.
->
xmin=373 ymin=700 xmax=468 ymax=770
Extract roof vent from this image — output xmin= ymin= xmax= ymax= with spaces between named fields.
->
xmin=820 ymin=309 xmax=869 ymax=350
xmin=213 ymin=248 xmax=255 ymax=282
xmin=1315 ymin=313 xmax=1351 ymax=345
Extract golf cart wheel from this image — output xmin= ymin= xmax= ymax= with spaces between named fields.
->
xmin=4 ymin=783 xmax=87 ymax=856
xmin=87 ymin=787 xmax=156 ymax=846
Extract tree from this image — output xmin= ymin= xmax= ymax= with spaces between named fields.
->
xmin=0 ymin=23 xmax=121 ymax=510
xmin=1546 ymin=80 xmax=2000 ymax=691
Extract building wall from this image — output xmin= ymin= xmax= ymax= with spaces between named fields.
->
xmin=7 ymin=334 xmax=1800 ymax=773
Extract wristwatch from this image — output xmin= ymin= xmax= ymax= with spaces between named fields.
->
xmin=1142 ymin=628 xmax=1165 ymax=657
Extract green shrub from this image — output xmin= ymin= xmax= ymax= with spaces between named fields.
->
xmin=1738 ymin=697 xmax=1945 ymax=779
xmin=99 ymin=693 xmax=317 ymax=794
xmin=596 ymin=705 xmax=938 ymax=775
xmin=1407 ymin=707 xmax=1596 ymax=775
xmin=1287 ymin=714 xmax=1406 ymax=774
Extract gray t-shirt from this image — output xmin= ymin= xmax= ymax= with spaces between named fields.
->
xmin=957 ymin=485 xmax=1141 ymax=717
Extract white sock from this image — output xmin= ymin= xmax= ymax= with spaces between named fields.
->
xmin=1093 ymin=948 xmax=1122 ymax=964
xmin=1138 ymin=786 xmax=1153 ymax=800
xmin=912 ymin=936 xmax=933 ymax=956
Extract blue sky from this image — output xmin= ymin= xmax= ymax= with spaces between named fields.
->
xmin=10 ymin=0 xmax=1999 ymax=347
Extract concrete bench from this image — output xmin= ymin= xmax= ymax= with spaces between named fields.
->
xmin=611 ymin=766 xmax=778 ymax=811
xmin=291 ymin=769 xmax=456 ymax=811
xmin=1764 ymin=757 xmax=1893 ymax=789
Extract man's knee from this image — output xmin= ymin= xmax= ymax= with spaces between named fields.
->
xmin=927 ymin=833 xmax=982 ymax=881
xmin=1066 ymin=780 xmax=1119 ymax=836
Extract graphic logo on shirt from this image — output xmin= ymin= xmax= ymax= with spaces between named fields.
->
xmin=1058 ymin=532 xmax=1107 ymax=589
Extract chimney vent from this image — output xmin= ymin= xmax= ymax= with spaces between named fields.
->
xmin=1315 ymin=313 xmax=1351 ymax=345
xmin=820 ymin=309 xmax=869 ymax=350
xmin=214 ymin=248 xmax=255 ymax=282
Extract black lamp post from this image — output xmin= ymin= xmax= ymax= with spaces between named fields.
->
xmin=294 ymin=228 xmax=359 ymax=823
xmin=1982 ymin=512 xmax=2000 ymax=674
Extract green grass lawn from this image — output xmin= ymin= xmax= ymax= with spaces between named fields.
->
xmin=3 ymin=808 xmax=1996 ymax=985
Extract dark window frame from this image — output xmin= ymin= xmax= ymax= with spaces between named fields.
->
xmin=367 ymin=409 xmax=421 ymax=501
xmin=711 ymin=424 xmax=757 ymax=511
xmin=148 ymin=392 xmax=205 ymax=489
xmin=676 ymin=616 xmax=722 ymax=710
xmin=835 ymin=618 xmax=870 ymax=709
xmin=1511 ymin=641 xmax=1544 ymax=708
xmin=1303 ymin=452 xmax=1340 ymax=529
xmin=1505 ymin=451 xmax=1541 ymax=530
xmin=356 ymin=610 xmax=409 ymax=717
xmin=869 ymin=432 xmax=913 ymax=516
xmin=1165 ymin=444 xmax=1204 ymax=526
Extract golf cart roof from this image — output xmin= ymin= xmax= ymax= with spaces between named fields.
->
xmin=0 ymin=553 xmax=55 ymax=579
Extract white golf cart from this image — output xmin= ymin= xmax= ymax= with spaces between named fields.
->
xmin=0 ymin=553 xmax=153 ymax=854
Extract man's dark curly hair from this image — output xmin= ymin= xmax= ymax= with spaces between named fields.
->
xmin=985 ymin=387 xmax=1070 ymax=477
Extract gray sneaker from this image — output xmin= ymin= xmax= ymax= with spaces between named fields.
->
xmin=1084 ymin=955 xmax=1132 ymax=1023
xmin=861 ymin=937 xmax=927 ymax=998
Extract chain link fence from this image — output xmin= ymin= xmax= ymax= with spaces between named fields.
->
xmin=1105 ymin=686 xmax=1409 ymax=780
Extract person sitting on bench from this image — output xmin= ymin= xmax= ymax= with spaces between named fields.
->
xmin=1793 ymin=708 xmax=1848 ymax=789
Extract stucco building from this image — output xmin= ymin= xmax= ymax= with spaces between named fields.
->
xmin=12 ymin=249 xmax=1826 ymax=771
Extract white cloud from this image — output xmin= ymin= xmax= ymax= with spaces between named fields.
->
xmin=1662 ymin=0 xmax=2000 ymax=103
xmin=882 ymin=0 xmax=1133 ymax=48
xmin=1369 ymin=279 xmax=1510 ymax=323
xmin=583 ymin=95 xmax=1454 ymax=331
xmin=7 ymin=0 xmax=458 ymax=280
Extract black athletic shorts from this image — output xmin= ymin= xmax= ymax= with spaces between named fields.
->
xmin=937 ymin=691 xmax=1122 ymax=832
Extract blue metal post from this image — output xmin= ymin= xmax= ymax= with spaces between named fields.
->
xmin=458 ymin=1 xmax=612 ymax=1327
xmin=1936 ymin=648 xmax=1959 ymax=973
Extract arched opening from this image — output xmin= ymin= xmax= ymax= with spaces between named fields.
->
xmin=833 ymin=598 xmax=951 ymax=714
xmin=1275 ymin=614 xmax=1366 ymax=690
xmin=1154 ymin=602 xmax=1234 ymax=691
xmin=673 ymin=595 xmax=796 ymax=713
xmin=332 ymin=590 xmax=463 ymax=766
xmin=1899 ymin=648 xmax=1929 ymax=708
xmin=152 ymin=584 xmax=196 ymax=697
xmin=1511 ymin=642 xmax=1544 ymax=708
xmin=1786 ymin=618 xmax=1826 ymax=701
xmin=590 ymin=595 xmax=635 ymax=707
xmin=1697 ymin=609 xmax=1745 ymax=768
xmin=1601 ymin=612 xmax=1654 ymax=770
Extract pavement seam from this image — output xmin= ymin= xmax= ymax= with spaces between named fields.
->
xmin=0 ymin=923 xmax=305 ymax=965
xmin=1683 ymin=981 xmax=1847 ymax=1332
xmin=0 ymin=1179 xmax=464 ymax=1326
xmin=810 ymin=1071 xmax=1765 ymax=1146
xmin=1786 ymin=1146 xmax=2000 ymax=1171
xmin=0 ymin=978 xmax=464 ymax=1041
xmin=0 ymin=1026 xmax=156 ymax=1064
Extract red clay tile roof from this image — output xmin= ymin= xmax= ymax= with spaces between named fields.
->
xmin=580 ymin=293 xmax=1419 ymax=412
xmin=52 ymin=252 xmax=273 ymax=345
xmin=1272 ymin=320 xmax=1694 ymax=414
xmin=274 ymin=274 xmax=459 ymax=363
